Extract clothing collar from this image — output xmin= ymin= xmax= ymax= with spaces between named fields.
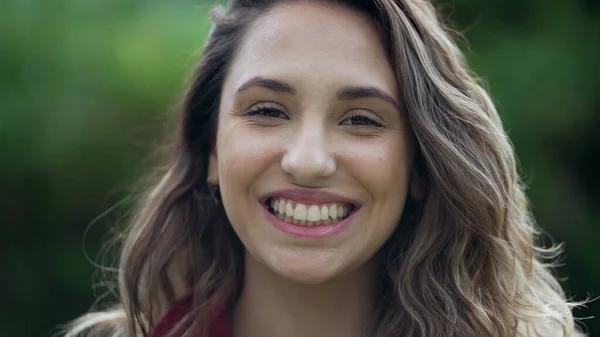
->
xmin=152 ymin=296 xmax=230 ymax=337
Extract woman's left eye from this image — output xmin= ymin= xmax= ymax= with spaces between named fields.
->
xmin=340 ymin=113 xmax=383 ymax=127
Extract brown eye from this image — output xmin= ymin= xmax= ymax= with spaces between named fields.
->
xmin=340 ymin=113 xmax=382 ymax=127
xmin=245 ymin=104 xmax=290 ymax=120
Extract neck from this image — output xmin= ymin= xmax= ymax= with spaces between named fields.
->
xmin=232 ymin=252 xmax=379 ymax=337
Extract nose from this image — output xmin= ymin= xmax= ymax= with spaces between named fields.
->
xmin=280 ymin=119 xmax=336 ymax=186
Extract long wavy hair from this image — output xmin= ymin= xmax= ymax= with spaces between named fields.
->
xmin=64 ymin=0 xmax=584 ymax=336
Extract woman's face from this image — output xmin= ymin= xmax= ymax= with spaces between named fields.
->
xmin=210 ymin=1 xmax=421 ymax=283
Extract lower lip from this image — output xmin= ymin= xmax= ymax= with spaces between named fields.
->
xmin=262 ymin=205 xmax=358 ymax=238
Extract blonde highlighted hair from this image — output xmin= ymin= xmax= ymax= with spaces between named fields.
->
xmin=64 ymin=0 xmax=584 ymax=336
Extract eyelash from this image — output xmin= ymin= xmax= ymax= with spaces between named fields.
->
xmin=245 ymin=105 xmax=383 ymax=127
xmin=245 ymin=104 xmax=290 ymax=120
xmin=341 ymin=112 xmax=383 ymax=127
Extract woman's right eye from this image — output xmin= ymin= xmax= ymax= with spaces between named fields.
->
xmin=245 ymin=104 xmax=290 ymax=120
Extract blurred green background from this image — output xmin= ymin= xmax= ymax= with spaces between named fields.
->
xmin=1 ymin=0 xmax=598 ymax=336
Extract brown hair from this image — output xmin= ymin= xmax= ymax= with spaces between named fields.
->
xmin=64 ymin=1 xmax=583 ymax=336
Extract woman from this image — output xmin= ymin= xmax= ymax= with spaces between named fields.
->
xmin=65 ymin=0 xmax=583 ymax=336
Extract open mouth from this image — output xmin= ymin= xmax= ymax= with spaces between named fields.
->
xmin=264 ymin=197 xmax=357 ymax=227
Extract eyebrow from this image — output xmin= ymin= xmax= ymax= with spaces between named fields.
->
xmin=236 ymin=77 xmax=295 ymax=94
xmin=235 ymin=76 xmax=399 ymax=109
xmin=336 ymin=86 xmax=400 ymax=110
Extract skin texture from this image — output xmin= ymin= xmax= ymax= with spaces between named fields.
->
xmin=207 ymin=1 xmax=424 ymax=336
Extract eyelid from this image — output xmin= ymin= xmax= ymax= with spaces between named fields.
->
xmin=244 ymin=101 xmax=290 ymax=120
xmin=245 ymin=101 xmax=286 ymax=112
xmin=242 ymin=102 xmax=387 ymax=126
xmin=342 ymin=109 xmax=387 ymax=126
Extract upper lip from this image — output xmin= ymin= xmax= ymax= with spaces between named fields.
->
xmin=260 ymin=188 xmax=361 ymax=206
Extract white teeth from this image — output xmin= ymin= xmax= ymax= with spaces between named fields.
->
xmin=320 ymin=205 xmax=329 ymax=220
xmin=278 ymin=198 xmax=286 ymax=214
xmin=293 ymin=203 xmax=307 ymax=220
xmin=269 ymin=197 xmax=355 ymax=226
xmin=329 ymin=204 xmax=338 ymax=219
xmin=285 ymin=201 xmax=294 ymax=217
xmin=307 ymin=205 xmax=320 ymax=221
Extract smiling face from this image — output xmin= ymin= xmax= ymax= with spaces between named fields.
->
xmin=208 ymin=1 xmax=422 ymax=284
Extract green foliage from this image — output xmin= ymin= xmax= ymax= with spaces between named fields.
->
xmin=0 ymin=0 xmax=597 ymax=336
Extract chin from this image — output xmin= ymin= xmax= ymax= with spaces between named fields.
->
xmin=268 ymin=249 xmax=344 ymax=284
xmin=274 ymin=265 xmax=340 ymax=285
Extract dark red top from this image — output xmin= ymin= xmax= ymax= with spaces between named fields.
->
xmin=151 ymin=297 xmax=230 ymax=337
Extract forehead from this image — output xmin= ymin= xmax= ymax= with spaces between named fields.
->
xmin=225 ymin=1 xmax=398 ymax=96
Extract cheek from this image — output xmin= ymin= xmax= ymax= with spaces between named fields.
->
xmin=341 ymin=135 xmax=413 ymax=249
xmin=340 ymin=135 xmax=412 ymax=199
xmin=219 ymin=125 xmax=277 ymax=179
xmin=216 ymin=124 xmax=282 ymax=218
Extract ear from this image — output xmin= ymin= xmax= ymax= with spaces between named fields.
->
xmin=207 ymin=146 xmax=219 ymax=187
xmin=408 ymin=158 xmax=426 ymax=201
